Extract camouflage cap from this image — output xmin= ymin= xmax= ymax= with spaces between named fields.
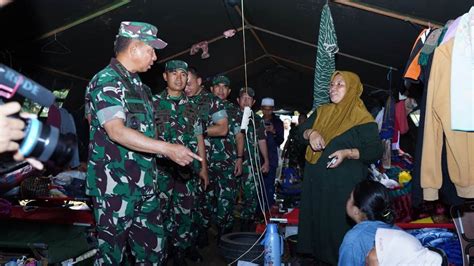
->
xmin=165 ymin=60 xmax=188 ymax=73
xmin=239 ymin=87 xmax=255 ymax=97
xmin=118 ymin=21 xmax=167 ymax=49
xmin=212 ymin=75 xmax=230 ymax=86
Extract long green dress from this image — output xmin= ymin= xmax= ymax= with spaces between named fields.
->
xmin=296 ymin=110 xmax=383 ymax=265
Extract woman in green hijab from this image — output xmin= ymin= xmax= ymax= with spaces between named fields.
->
xmin=296 ymin=71 xmax=384 ymax=265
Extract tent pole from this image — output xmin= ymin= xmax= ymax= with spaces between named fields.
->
xmin=332 ymin=0 xmax=442 ymax=28
xmin=158 ymin=26 xmax=245 ymax=63
xmin=234 ymin=6 xmax=280 ymax=65
xmin=220 ymin=54 xmax=268 ymax=76
xmin=36 ymin=65 xmax=89 ymax=81
xmin=37 ymin=0 xmax=131 ymax=40
xmin=220 ymin=53 xmax=386 ymax=92
xmin=250 ymin=25 xmax=397 ymax=71
xmin=269 ymin=54 xmax=314 ymax=70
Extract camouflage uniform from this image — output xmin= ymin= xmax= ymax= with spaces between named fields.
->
xmin=85 ymin=58 xmax=165 ymax=265
xmin=153 ymin=90 xmax=202 ymax=251
xmin=240 ymin=114 xmax=267 ymax=221
xmin=188 ymin=91 xmax=227 ymax=231
xmin=208 ymin=100 xmax=242 ymax=230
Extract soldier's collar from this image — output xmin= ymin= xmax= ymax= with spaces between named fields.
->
xmin=168 ymin=94 xmax=183 ymax=101
xmin=110 ymin=58 xmax=138 ymax=81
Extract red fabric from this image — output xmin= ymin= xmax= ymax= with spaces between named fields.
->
xmin=5 ymin=205 xmax=94 ymax=226
xmin=395 ymin=100 xmax=409 ymax=134
xmin=393 ymin=193 xmax=413 ymax=223
xmin=46 ymin=104 xmax=61 ymax=128
xmin=283 ymin=208 xmax=299 ymax=225
xmin=396 ymin=223 xmax=455 ymax=230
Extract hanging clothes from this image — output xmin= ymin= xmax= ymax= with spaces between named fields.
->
xmin=421 ymin=38 xmax=474 ymax=200
xmin=402 ymin=28 xmax=431 ymax=85
xmin=312 ymin=3 xmax=338 ymax=109
xmin=440 ymin=16 xmax=462 ymax=45
xmin=450 ymin=6 xmax=474 ymax=131
xmin=404 ymin=24 xmax=465 ymax=207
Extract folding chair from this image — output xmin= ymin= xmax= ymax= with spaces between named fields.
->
xmin=450 ymin=201 xmax=474 ymax=266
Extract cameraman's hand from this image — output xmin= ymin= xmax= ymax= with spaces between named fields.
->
xmin=15 ymin=112 xmax=44 ymax=170
xmin=0 ymin=103 xmax=44 ymax=170
xmin=13 ymin=153 xmax=44 ymax=170
xmin=0 ymin=102 xmax=25 ymax=153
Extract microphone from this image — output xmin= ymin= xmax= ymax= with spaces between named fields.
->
xmin=0 ymin=64 xmax=56 ymax=107
xmin=240 ymin=106 xmax=252 ymax=133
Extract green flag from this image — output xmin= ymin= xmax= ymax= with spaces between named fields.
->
xmin=313 ymin=4 xmax=338 ymax=109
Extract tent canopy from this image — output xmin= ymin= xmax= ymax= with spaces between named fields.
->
xmin=0 ymin=0 xmax=471 ymax=112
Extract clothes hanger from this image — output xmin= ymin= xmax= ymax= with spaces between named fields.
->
xmin=41 ymin=33 xmax=71 ymax=55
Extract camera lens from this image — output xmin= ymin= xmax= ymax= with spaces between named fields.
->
xmin=18 ymin=118 xmax=76 ymax=166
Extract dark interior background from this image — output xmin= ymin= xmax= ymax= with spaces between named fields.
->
xmin=0 ymin=0 xmax=471 ymax=113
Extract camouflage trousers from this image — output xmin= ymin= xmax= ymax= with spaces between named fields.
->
xmin=240 ymin=159 xmax=261 ymax=220
xmin=194 ymin=171 xmax=215 ymax=230
xmin=157 ymin=174 xmax=198 ymax=250
xmin=92 ymin=194 xmax=165 ymax=266
xmin=207 ymin=160 xmax=238 ymax=230
xmin=191 ymin=183 xmax=207 ymax=241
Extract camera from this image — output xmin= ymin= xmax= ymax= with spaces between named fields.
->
xmin=0 ymin=64 xmax=76 ymax=167
xmin=17 ymin=116 xmax=76 ymax=167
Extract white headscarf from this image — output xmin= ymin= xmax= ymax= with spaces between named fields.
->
xmin=375 ymin=228 xmax=442 ymax=266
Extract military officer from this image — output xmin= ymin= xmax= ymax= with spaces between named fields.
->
xmin=154 ymin=60 xmax=208 ymax=265
xmin=210 ymin=75 xmax=244 ymax=239
xmin=85 ymin=21 xmax=201 ymax=265
xmin=236 ymin=87 xmax=270 ymax=231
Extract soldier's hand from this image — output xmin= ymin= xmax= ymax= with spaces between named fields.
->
xmin=165 ymin=143 xmax=202 ymax=166
xmin=234 ymin=158 xmax=243 ymax=176
xmin=261 ymin=161 xmax=270 ymax=174
xmin=199 ymin=167 xmax=209 ymax=189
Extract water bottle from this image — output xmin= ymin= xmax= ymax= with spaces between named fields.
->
xmin=261 ymin=223 xmax=283 ymax=266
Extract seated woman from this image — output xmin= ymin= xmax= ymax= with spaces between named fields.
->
xmin=366 ymin=228 xmax=444 ymax=266
xmin=338 ymin=179 xmax=399 ymax=266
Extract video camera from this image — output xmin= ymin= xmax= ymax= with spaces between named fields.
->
xmin=0 ymin=64 xmax=76 ymax=167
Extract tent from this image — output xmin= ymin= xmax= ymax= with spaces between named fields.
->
xmin=0 ymin=0 xmax=471 ymax=112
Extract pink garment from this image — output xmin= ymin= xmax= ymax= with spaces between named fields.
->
xmin=441 ymin=16 xmax=461 ymax=44
xmin=391 ymin=100 xmax=409 ymax=151
xmin=395 ymin=100 xmax=409 ymax=134
xmin=190 ymin=41 xmax=210 ymax=59
xmin=46 ymin=104 xmax=61 ymax=128
xmin=223 ymin=29 xmax=236 ymax=38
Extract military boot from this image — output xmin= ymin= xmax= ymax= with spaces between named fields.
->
xmin=185 ymin=246 xmax=203 ymax=262
xmin=196 ymin=227 xmax=209 ymax=248
xmin=173 ymin=247 xmax=188 ymax=266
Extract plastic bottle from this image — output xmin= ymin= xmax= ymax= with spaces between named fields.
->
xmin=261 ymin=223 xmax=283 ymax=266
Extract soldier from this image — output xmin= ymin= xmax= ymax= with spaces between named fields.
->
xmin=236 ymin=87 xmax=270 ymax=231
xmin=154 ymin=60 xmax=208 ymax=265
xmin=85 ymin=21 xmax=201 ymax=265
xmin=210 ymin=75 xmax=244 ymax=239
xmin=185 ymin=67 xmax=228 ymax=250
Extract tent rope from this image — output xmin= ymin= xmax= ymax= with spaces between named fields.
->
xmin=240 ymin=0 xmax=248 ymax=92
